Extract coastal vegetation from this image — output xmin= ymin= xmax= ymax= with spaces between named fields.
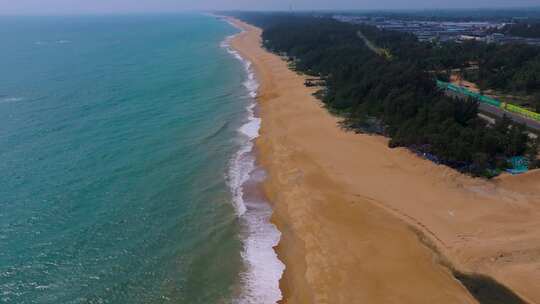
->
xmin=429 ymin=41 xmax=540 ymax=110
xmin=232 ymin=13 xmax=539 ymax=177
xmin=348 ymin=22 xmax=540 ymax=104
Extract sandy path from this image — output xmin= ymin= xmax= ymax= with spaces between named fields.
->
xmin=228 ymin=18 xmax=540 ymax=304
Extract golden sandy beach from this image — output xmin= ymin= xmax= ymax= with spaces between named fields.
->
xmin=228 ymin=18 xmax=540 ymax=304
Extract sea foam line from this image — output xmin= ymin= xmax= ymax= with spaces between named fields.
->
xmin=221 ymin=26 xmax=285 ymax=304
xmin=0 ymin=97 xmax=23 ymax=104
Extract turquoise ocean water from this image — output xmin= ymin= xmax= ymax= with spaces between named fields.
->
xmin=0 ymin=14 xmax=283 ymax=303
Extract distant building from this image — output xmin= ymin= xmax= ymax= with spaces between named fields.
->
xmin=333 ymin=15 xmax=540 ymax=46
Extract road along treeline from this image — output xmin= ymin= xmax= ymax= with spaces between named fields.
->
xmin=230 ymin=13 xmax=538 ymax=177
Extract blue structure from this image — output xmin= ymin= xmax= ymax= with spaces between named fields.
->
xmin=506 ymin=156 xmax=529 ymax=175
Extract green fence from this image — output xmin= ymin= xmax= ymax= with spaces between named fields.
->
xmin=436 ymin=80 xmax=540 ymax=122
xmin=479 ymin=95 xmax=501 ymax=107
xmin=504 ymin=103 xmax=540 ymax=121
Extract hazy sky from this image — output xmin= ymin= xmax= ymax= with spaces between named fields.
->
xmin=0 ymin=0 xmax=538 ymax=15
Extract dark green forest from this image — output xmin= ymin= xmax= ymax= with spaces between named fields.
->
xmin=429 ymin=41 xmax=540 ymax=103
xmin=345 ymin=23 xmax=540 ymax=102
xmin=354 ymin=20 xmax=540 ymax=110
xmin=230 ymin=13 xmax=539 ymax=177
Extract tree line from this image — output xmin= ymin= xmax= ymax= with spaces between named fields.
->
xmin=230 ymin=13 xmax=538 ymax=177
xmin=348 ymin=22 xmax=540 ymax=110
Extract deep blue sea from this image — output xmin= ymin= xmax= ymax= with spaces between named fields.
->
xmin=0 ymin=14 xmax=283 ymax=303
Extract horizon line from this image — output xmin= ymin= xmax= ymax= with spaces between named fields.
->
xmin=1 ymin=6 xmax=540 ymax=17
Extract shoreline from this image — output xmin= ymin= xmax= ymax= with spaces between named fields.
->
xmin=226 ymin=17 xmax=540 ymax=304
xmin=221 ymin=30 xmax=285 ymax=303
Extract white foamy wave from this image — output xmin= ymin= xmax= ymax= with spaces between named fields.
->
xmin=228 ymin=141 xmax=253 ymax=216
xmin=34 ymin=40 xmax=71 ymax=46
xmin=227 ymin=106 xmax=285 ymax=304
xmin=221 ymin=28 xmax=285 ymax=304
xmin=222 ymin=30 xmax=261 ymax=217
xmin=239 ymin=117 xmax=261 ymax=139
xmin=227 ymin=104 xmax=261 ymax=215
xmin=244 ymin=72 xmax=259 ymax=99
xmin=228 ymin=95 xmax=260 ymax=217
xmin=0 ymin=97 xmax=23 ymax=104
xmin=234 ymin=195 xmax=285 ymax=304
xmin=221 ymin=33 xmax=260 ymax=100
